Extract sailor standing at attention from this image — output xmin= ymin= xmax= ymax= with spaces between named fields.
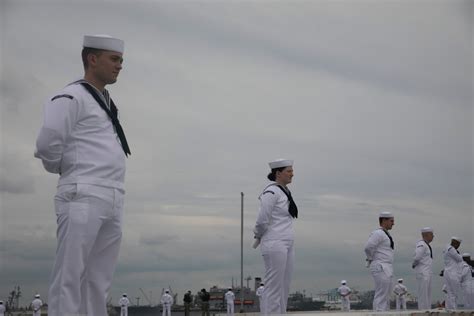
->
xmin=254 ymin=159 xmax=298 ymax=315
xmin=225 ymin=288 xmax=235 ymax=316
xmin=161 ymin=289 xmax=174 ymax=316
xmin=31 ymin=294 xmax=43 ymax=316
xmin=256 ymin=283 xmax=265 ymax=313
xmin=393 ymin=279 xmax=408 ymax=310
xmin=0 ymin=301 xmax=4 ymax=316
xmin=443 ymin=237 xmax=463 ymax=310
xmin=118 ymin=293 xmax=130 ymax=316
xmin=364 ymin=211 xmax=395 ymax=311
xmin=34 ymin=34 xmax=130 ymax=316
xmin=412 ymin=227 xmax=434 ymax=310
xmin=337 ymin=280 xmax=352 ymax=311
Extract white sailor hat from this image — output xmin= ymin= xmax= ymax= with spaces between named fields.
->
xmin=83 ymin=34 xmax=124 ymax=53
xmin=269 ymin=159 xmax=293 ymax=169
xmin=451 ymin=236 xmax=462 ymax=242
xmin=260 ymin=283 xmax=264 ymax=285
xmin=123 ymin=293 xmax=127 ymax=296
xmin=462 ymin=253 xmax=471 ymax=257
xmin=0 ymin=300 xmax=3 ymax=304
xmin=341 ymin=280 xmax=347 ymax=284
xmin=165 ymin=289 xmax=169 ymax=293
xmin=397 ymin=278 xmax=403 ymax=282
xmin=379 ymin=211 xmax=393 ymax=218
xmin=421 ymin=227 xmax=433 ymax=233
xmin=35 ymin=294 xmax=40 ymax=298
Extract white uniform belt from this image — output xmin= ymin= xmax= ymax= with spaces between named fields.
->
xmin=58 ymin=176 xmax=124 ymax=190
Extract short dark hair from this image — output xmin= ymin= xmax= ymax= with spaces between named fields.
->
xmin=267 ymin=166 xmax=286 ymax=181
xmin=81 ymin=47 xmax=103 ymax=69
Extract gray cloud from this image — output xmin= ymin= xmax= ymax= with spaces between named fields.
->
xmin=0 ymin=178 xmax=34 ymax=194
xmin=139 ymin=234 xmax=180 ymax=247
xmin=0 ymin=151 xmax=36 ymax=194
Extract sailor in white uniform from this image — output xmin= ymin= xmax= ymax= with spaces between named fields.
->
xmin=364 ymin=211 xmax=395 ymax=311
xmin=460 ymin=253 xmax=473 ymax=309
xmin=118 ymin=293 xmax=130 ymax=316
xmin=337 ymin=280 xmax=352 ymax=311
xmin=393 ymin=279 xmax=408 ymax=310
xmin=443 ymin=237 xmax=463 ymax=310
xmin=225 ymin=288 xmax=235 ymax=316
xmin=31 ymin=294 xmax=43 ymax=316
xmin=256 ymin=283 xmax=265 ymax=313
xmin=412 ymin=227 xmax=434 ymax=310
xmin=35 ymin=34 xmax=130 ymax=316
xmin=161 ymin=289 xmax=174 ymax=316
xmin=0 ymin=301 xmax=5 ymax=316
xmin=254 ymin=159 xmax=298 ymax=315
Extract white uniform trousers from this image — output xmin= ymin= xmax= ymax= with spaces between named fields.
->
xmin=444 ymin=271 xmax=461 ymax=310
xmin=227 ymin=302 xmax=234 ymax=316
xmin=120 ymin=306 xmax=128 ymax=316
xmin=461 ymin=280 xmax=473 ymax=309
xmin=341 ymin=296 xmax=350 ymax=311
xmin=33 ymin=310 xmax=41 ymax=316
xmin=416 ymin=272 xmax=432 ymax=310
xmin=48 ymin=183 xmax=124 ymax=316
xmin=259 ymin=297 xmax=265 ymax=314
xmin=162 ymin=304 xmax=172 ymax=316
xmin=396 ymin=296 xmax=406 ymax=310
xmin=256 ymin=288 xmax=265 ymax=314
xmin=370 ymin=262 xmax=393 ymax=311
xmin=261 ymin=239 xmax=294 ymax=315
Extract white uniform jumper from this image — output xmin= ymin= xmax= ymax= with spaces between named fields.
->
xmin=256 ymin=285 xmax=265 ymax=313
xmin=443 ymin=245 xmax=463 ymax=310
xmin=225 ymin=291 xmax=235 ymax=316
xmin=254 ymin=182 xmax=296 ymax=315
xmin=35 ymin=81 xmax=127 ymax=316
xmin=412 ymin=240 xmax=433 ymax=309
xmin=0 ymin=304 xmax=4 ymax=316
xmin=118 ymin=296 xmax=130 ymax=316
xmin=337 ymin=285 xmax=351 ymax=311
xmin=460 ymin=262 xmax=473 ymax=309
xmin=364 ymin=228 xmax=394 ymax=311
xmin=31 ymin=298 xmax=43 ymax=316
xmin=161 ymin=293 xmax=174 ymax=316
xmin=393 ymin=283 xmax=408 ymax=310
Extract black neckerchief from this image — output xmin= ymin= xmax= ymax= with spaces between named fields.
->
xmin=381 ymin=228 xmax=394 ymax=249
xmin=80 ymin=83 xmax=131 ymax=156
xmin=276 ymin=185 xmax=298 ymax=219
xmin=424 ymin=240 xmax=433 ymax=258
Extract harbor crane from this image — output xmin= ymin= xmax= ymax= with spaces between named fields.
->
xmin=139 ymin=288 xmax=153 ymax=306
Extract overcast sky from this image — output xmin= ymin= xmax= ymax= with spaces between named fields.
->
xmin=0 ymin=0 xmax=472 ymax=307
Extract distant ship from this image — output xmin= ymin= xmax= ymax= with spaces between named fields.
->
xmin=287 ymin=291 xmax=325 ymax=311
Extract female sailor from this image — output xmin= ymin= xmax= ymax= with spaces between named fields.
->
xmin=254 ymin=159 xmax=298 ymax=315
